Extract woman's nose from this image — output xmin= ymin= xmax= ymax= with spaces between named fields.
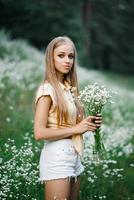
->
xmin=65 ymin=56 xmax=70 ymax=63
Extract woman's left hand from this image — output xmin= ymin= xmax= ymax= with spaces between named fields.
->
xmin=94 ymin=113 xmax=102 ymax=128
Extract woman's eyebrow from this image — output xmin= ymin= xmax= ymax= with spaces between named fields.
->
xmin=58 ymin=51 xmax=65 ymax=53
xmin=58 ymin=51 xmax=74 ymax=55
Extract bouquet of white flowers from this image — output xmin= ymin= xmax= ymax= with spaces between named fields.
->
xmin=78 ymin=82 xmax=114 ymax=159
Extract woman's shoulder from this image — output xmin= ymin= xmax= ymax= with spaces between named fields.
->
xmin=35 ymin=80 xmax=55 ymax=97
xmin=37 ymin=80 xmax=53 ymax=91
xmin=35 ymin=81 xmax=56 ymax=105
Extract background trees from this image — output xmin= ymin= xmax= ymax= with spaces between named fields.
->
xmin=0 ymin=0 xmax=134 ymax=74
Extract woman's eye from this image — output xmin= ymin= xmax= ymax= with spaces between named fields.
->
xmin=58 ymin=54 xmax=64 ymax=58
xmin=69 ymin=55 xmax=74 ymax=59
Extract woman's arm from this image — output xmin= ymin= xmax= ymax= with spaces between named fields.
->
xmin=34 ymin=96 xmax=101 ymax=141
xmin=34 ymin=96 xmax=76 ymax=141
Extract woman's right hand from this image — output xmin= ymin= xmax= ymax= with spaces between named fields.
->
xmin=73 ymin=116 xmax=98 ymax=134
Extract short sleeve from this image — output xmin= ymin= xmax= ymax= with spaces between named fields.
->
xmin=34 ymin=82 xmax=56 ymax=108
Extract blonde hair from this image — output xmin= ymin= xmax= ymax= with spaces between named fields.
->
xmin=44 ymin=36 xmax=84 ymax=125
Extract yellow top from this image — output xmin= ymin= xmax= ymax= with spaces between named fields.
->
xmin=35 ymin=80 xmax=83 ymax=157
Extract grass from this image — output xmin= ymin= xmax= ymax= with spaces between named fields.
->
xmin=102 ymin=71 xmax=134 ymax=90
xmin=0 ymin=30 xmax=134 ymax=200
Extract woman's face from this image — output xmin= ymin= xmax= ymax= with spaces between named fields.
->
xmin=53 ymin=42 xmax=74 ymax=75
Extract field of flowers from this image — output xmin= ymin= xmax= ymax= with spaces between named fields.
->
xmin=0 ymin=31 xmax=134 ymax=200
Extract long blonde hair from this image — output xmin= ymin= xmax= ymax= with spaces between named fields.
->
xmin=44 ymin=36 xmax=84 ymax=125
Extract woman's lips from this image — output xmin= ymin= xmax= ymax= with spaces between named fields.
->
xmin=63 ymin=65 xmax=71 ymax=68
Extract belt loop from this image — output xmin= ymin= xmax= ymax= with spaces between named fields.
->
xmin=66 ymin=176 xmax=71 ymax=182
xmin=75 ymin=176 xmax=77 ymax=183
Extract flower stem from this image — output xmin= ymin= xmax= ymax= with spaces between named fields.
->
xmin=93 ymin=128 xmax=106 ymax=159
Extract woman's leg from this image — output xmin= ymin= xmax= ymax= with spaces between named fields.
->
xmin=69 ymin=176 xmax=81 ymax=200
xmin=44 ymin=178 xmax=71 ymax=200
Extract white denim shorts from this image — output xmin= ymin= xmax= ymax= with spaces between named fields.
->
xmin=39 ymin=139 xmax=84 ymax=183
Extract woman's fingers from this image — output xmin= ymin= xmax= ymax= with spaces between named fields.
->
xmin=86 ymin=121 xmax=102 ymax=131
xmin=86 ymin=115 xmax=102 ymax=122
xmin=96 ymin=124 xmax=101 ymax=128
xmin=86 ymin=122 xmax=96 ymax=127
xmin=84 ymin=115 xmax=103 ymax=131
xmin=89 ymin=126 xmax=97 ymax=132
xmin=85 ymin=122 xmax=97 ymax=131
xmin=95 ymin=115 xmax=102 ymax=124
xmin=95 ymin=116 xmax=102 ymax=120
xmin=94 ymin=120 xmax=102 ymax=123
xmin=86 ymin=116 xmax=96 ymax=122
xmin=96 ymin=113 xmax=102 ymax=117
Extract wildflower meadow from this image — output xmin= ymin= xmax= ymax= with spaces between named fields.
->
xmin=0 ymin=31 xmax=134 ymax=200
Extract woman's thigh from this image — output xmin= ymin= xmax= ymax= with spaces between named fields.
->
xmin=44 ymin=178 xmax=71 ymax=200
xmin=69 ymin=176 xmax=81 ymax=200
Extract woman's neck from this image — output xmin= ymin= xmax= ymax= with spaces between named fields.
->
xmin=56 ymin=73 xmax=64 ymax=84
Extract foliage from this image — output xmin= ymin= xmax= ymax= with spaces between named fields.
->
xmin=1 ymin=0 xmax=134 ymax=73
xmin=0 ymin=31 xmax=134 ymax=200
xmin=89 ymin=0 xmax=134 ymax=73
xmin=0 ymin=0 xmax=88 ymax=65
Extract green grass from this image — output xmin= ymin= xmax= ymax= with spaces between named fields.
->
xmin=0 ymin=31 xmax=134 ymax=200
xmin=102 ymin=71 xmax=134 ymax=90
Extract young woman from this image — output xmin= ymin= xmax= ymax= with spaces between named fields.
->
xmin=34 ymin=36 xmax=102 ymax=200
